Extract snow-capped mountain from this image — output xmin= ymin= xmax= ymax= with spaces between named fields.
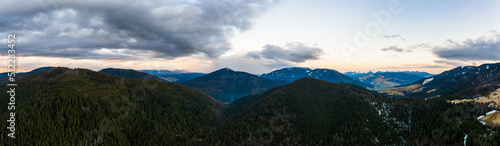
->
xmin=380 ymin=62 xmax=500 ymax=99
xmin=261 ymin=67 xmax=373 ymax=88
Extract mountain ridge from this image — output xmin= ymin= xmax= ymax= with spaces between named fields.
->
xmin=183 ymin=68 xmax=288 ymax=102
xmin=260 ymin=67 xmax=373 ymax=88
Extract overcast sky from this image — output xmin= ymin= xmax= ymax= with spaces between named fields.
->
xmin=1 ymin=0 xmax=500 ymax=74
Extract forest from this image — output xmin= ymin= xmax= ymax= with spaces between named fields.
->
xmin=0 ymin=68 xmax=498 ymax=145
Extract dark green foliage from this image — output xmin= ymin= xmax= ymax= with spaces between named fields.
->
xmin=1 ymin=67 xmax=499 ymax=145
xmin=0 ymin=67 xmax=224 ymax=145
xmin=217 ymin=78 xmax=400 ymax=145
xmin=406 ymin=98 xmax=499 ymax=145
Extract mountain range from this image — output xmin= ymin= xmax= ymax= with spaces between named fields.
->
xmin=99 ymin=68 xmax=168 ymax=82
xmin=380 ymin=63 xmax=500 ymax=99
xmin=345 ymin=71 xmax=432 ymax=90
xmin=0 ymin=67 xmax=55 ymax=83
xmin=1 ymin=63 xmax=500 ymax=145
xmin=138 ymin=70 xmax=205 ymax=83
xmin=182 ymin=68 xmax=287 ymax=102
xmin=260 ymin=67 xmax=373 ymax=88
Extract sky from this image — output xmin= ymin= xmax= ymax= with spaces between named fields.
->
xmin=1 ymin=0 xmax=500 ymax=74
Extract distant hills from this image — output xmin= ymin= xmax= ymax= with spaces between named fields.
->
xmin=182 ymin=68 xmax=287 ymax=102
xmin=260 ymin=67 xmax=373 ymax=88
xmin=380 ymin=63 xmax=500 ymax=99
xmin=99 ymin=68 xmax=168 ymax=82
xmin=345 ymin=71 xmax=433 ymax=78
xmin=0 ymin=67 xmax=55 ymax=81
xmin=345 ymin=71 xmax=432 ymax=90
xmin=138 ymin=70 xmax=205 ymax=83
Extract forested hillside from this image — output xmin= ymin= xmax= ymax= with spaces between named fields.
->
xmin=183 ymin=68 xmax=287 ymax=102
xmin=0 ymin=68 xmax=498 ymax=145
xmin=380 ymin=63 xmax=500 ymax=99
xmin=0 ymin=67 xmax=224 ymax=145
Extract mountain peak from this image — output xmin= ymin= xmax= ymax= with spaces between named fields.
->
xmin=216 ymin=67 xmax=234 ymax=72
xmin=183 ymin=68 xmax=287 ymax=102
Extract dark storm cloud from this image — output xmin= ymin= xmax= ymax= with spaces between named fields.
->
xmin=382 ymin=34 xmax=406 ymax=41
xmin=381 ymin=45 xmax=411 ymax=52
xmin=433 ymin=60 xmax=465 ymax=66
xmin=432 ymin=34 xmax=500 ymax=61
xmin=0 ymin=0 xmax=280 ymax=59
xmin=248 ymin=42 xmax=323 ymax=63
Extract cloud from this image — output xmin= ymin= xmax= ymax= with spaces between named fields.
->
xmin=402 ymin=64 xmax=447 ymax=69
xmin=408 ymin=43 xmax=432 ymax=49
xmin=0 ymin=0 xmax=280 ymax=59
xmin=433 ymin=60 xmax=466 ymax=66
xmin=432 ymin=33 xmax=500 ymax=61
xmin=381 ymin=45 xmax=411 ymax=52
xmin=382 ymin=34 xmax=406 ymax=41
xmin=247 ymin=42 xmax=324 ymax=63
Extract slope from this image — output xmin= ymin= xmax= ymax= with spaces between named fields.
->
xmin=217 ymin=78 xmax=403 ymax=145
xmin=182 ymin=68 xmax=287 ymax=102
xmin=380 ymin=63 xmax=500 ymax=99
xmin=0 ymin=67 xmax=224 ymax=145
xmin=139 ymin=70 xmax=205 ymax=83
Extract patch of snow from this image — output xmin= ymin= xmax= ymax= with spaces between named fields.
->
xmin=423 ymin=78 xmax=434 ymax=85
xmin=464 ymin=134 xmax=468 ymax=146
xmin=461 ymin=66 xmax=464 ymax=69
xmin=477 ymin=115 xmax=486 ymax=125
xmin=487 ymin=65 xmax=490 ymax=69
xmin=486 ymin=110 xmax=498 ymax=116
xmin=477 ymin=110 xmax=498 ymax=125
